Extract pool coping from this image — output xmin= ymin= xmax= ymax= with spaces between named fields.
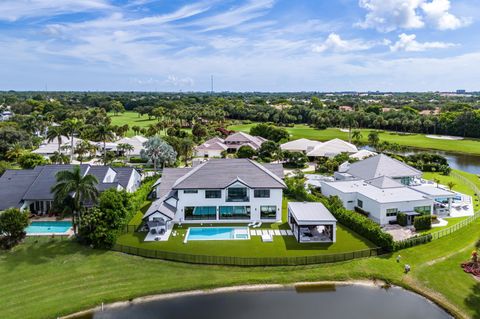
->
xmin=26 ymin=221 xmax=74 ymax=237
xmin=184 ymin=226 xmax=251 ymax=243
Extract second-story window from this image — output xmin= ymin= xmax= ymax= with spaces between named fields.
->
xmin=205 ymin=190 xmax=221 ymax=198
xmin=184 ymin=189 xmax=198 ymax=194
xmin=227 ymin=187 xmax=248 ymax=202
xmin=254 ymin=189 xmax=270 ymax=198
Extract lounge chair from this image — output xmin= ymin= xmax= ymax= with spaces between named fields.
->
xmin=253 ymin=222 xmax=262 ymax=228
xmin=261 ymin=234 xmax=273 ymax=242
xmin=247 ymin=221 xmax=256 ymax=227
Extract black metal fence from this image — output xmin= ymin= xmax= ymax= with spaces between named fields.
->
xmin=111 ymin=243 xmax=383 ymax=266
xmin=395 ymin=211 xmax=480 ymax=250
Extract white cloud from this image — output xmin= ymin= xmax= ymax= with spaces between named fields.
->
xmin=389 ymin=33 xmax=455 ymax=51
xmin=189 ymin=0 xmax=275 ymax=31
xmin=357 ymin=0 xmax=424 ymax=32
xmin=312 ymin=33 xmax=374 ymax=53
xmin=0 ymin=0 xmax=111 ymax=21
xmin=357 ymin=0 xmax=471 ymax=32
xmin=165 ymin=75 xmax=194 ymax=87
xmin=421 ymin=0 xmax=471 ymax=30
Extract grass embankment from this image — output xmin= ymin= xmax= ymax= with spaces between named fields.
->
xmin=1 ymin=217 xmax=479 ymax=319
xmin=228 ymin=123 xmax=480 ymax=156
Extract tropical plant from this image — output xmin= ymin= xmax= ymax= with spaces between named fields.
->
xmin=17 ymin=152 xmax=50 ymax=169
xmin=51 ymin=166 xmax=99 ymax=235
xmin=46 ymin=125 xmax=64 ymax=152
xmin=50 ymin=151 xmax=70 ymax=164
xmin=0 ymin=208 xmax=29 ymax=249
xmin=367 ymin=131 xmax=380 ymax=147
xmin=5 ymin=143 xmax=27 ymax=161
xmin=447 ymin=181 xmax=456 ymax=190
xmin=140 ymin=136 xmax=177 ymax=172
xmin=236 ymin=145 xmax=257 ymax=159
xmin=351 ymin=130 xmax=363 ymax=145
xmin=92 ymin=123 xmax=115 ymax=165
xmin=61 ymin=118 xmax=84 ymax=162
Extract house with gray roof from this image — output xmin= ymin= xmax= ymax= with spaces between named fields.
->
xmin=194 ymin=133 xmax=267 ymax=158
xmin=0 ymin=165 xmax=141 ymax=214
xmin=144 ymin=159 xmax=286 ymax=227
xmin=321 ymin=154 xmax=456 ymax=225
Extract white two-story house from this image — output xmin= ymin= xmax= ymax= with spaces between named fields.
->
xmin=144 ymin=159 xmax=285 ymax=225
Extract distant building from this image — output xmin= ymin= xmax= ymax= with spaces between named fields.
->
xmin=339 ymin=105 xmax=354 ymax=112
xmin=194 ymin=132 xmax=267 ymax=158
xmin=0 ymin=110 xmax=13 ymax=121
xmin=456 ymin=89 xmax=466 ymax=94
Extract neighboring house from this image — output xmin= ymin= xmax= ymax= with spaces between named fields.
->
xmin=320 ymin=154 xmax=456 ymax=225
xmin=0 ymin=165 xmax=141 ymax=214
xmin=0 ymin=110 xmax=13 ymax=122
xmin=194 ymin=137 xmax=228 ymax=158
xmin=32 ymin=135 xmax=83 ymax=158
xmin=99 ymin=135 xmax=148 ymax=157
xmin=280 ymin=138 xmax=322 ymax=153
xmin=334 ymin=154 xmax=420 ymax=185
xmin=144 ymin=159 xmax=286 ymax=226
xmin=339 ymin=105 xmax=353 ymax=112
xmin=306 ymin=138 xmax=358 ymax=158
xmin=349 ymin=149 xmax=377 ymax=160
xmin=223 ymin=132 xmax=267 ymax=151
xmin=194 ymin=132 xmax=267 ymax=158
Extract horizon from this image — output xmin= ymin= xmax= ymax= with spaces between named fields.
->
xmin=1 ymin=0 xmax=479 ymax=91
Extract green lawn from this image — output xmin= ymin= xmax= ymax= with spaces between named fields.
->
xmin=228 ymin=122 xmax=480 ymax=156
xmin=117 ymin=198 xmax=375 ymax=257
xmin=110 ymin=112 xmax=157 ymax=136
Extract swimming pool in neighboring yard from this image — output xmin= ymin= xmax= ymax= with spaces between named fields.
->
xmin=25 ymin=221 xmax=72 ymax=235
xmin=185 ymin=227 xmax=250 ymax=242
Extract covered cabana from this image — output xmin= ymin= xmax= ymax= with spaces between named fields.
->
xmin=410 ymin=185 xmax=457 ymax=215
xmin=287 ymin=202 xmax=337 ymax=243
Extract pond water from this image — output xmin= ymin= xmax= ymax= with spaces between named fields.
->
xmin=363 ymin=146 xmax=480 ymax=175
xmin=77 ymin=284 xmax=451 ymax=319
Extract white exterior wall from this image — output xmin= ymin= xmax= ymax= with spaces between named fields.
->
xmin=195 ymin=149 xmax=223 ymax=158
xmin=321 ymin=182 xmax=433 ymax=225
xmin=175 ymin=186 xmax=283 ymax=223
xmin=125 ymin=170 xmax=142 ymax=193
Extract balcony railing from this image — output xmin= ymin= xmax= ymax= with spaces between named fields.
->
xmin=226 ymin=197 xmax=250 ymax=202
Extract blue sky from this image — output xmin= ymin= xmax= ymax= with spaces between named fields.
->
xmin=0 ymin=0 xmax=479 ymax=92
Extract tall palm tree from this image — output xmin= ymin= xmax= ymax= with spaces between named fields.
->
xmin=351 ymin=130 xmax=363 ymax=145
xmin=50 ymin=151 xmax=70 ymax=164
xmin=74 ymin=140 xmax=93 ymax=164
xmin=61 ymin=119 xmax=84 ymax=162
xmin=51 ymin=166 xmax=98 ymax=235
xmin=117 ymin=143 xmax=134 ymax=164
xmin=46 ymin=125 xmax=64 ymax=152
xmin=92 ymin=123 xmax=115 ymax=165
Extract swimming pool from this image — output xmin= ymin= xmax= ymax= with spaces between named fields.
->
xmin=25 ymin=221 xmax=72 ymax=235
xmin=185 ymin=227 xmax=250 ymax=242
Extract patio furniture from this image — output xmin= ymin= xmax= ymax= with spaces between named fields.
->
xmin=261 ymin=234 xmax=273 ymax=242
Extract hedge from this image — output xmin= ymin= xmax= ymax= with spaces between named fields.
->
xmin=125 ymin=176 xmax=157 ymax=226
xmin=321 ymin=195 xmax=395 ymax=252
xmin=397 ymin=213 xmax=408 ymax=226
xmin=414 ymin=215 xmax=432 ymax=231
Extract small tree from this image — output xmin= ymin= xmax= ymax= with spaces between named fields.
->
xmin=0 ymin=208 xmax=29 ymax=249
xmin=17 ymin=152 xmax=50 ymax=169
xmin=447 ymin=181 xmax=456 ymax=190
xmin=236 ymin=145 xmax=256 ymax=159
xmin=141 ymin=136 xmax=177 ymax=172
xmin=368 ymin=131 xmax=380 ymax=147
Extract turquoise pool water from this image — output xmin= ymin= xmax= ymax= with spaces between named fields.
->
xmin=26 ymin=221 xmax=72 ymax=234
xmin=186 ymin=227 xmax=250 ymax=241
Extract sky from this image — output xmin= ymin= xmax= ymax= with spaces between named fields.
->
xmin=0 ymin=0 xmax=479 ymax=92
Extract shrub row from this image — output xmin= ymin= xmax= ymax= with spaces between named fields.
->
xmin=397 ymin=213 xmax=408 ymax=226
xmin=414 ymin=215 xmax=432 ymax=231
xmin=321 ymin=195 xmax=395 ymax=252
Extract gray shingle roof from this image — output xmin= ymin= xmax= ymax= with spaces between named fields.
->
xmin=345 ymin=154 xmax=421 ymax=180
xmin=171 ymin=159 xmax=285 ymax=189
xmin=365 ymin=176 xmax=405 ymax=189
xmin=0 ymin=170 xmax=39 ymax=210
xmin=112 ymin=167 xmax=137 ymax=188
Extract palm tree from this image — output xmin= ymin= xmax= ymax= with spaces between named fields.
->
xmin=6 ymin=143 xmax=27 ymax=161
xmin=92 ymin=123 xmax=115 ymax=165
xmin=447 ymin=181 xmax=456 ymax=190
xmin=46 ymin=125 xmax=64 ymax=152
xmin=368 ymin=131 xmax=380 ymax=148
xmin=61 ymin=119 xmax=84 ymax=162
xmin=117 ymin=143 xmax=134 ymax=164
xmin=141 ymin=136 xmax=177 ymax=173
xmin=51 ymin=166 xmax=98 ymax=235
xmin=75 ymin=140 xmax=93 ymax=164
xmin=351 ymin=130 xmax=363 ymax=145
xmin=50 ymin=151 xmax=70 ymax=164
xmin=433 ymin=178 xmax=441 ymax=188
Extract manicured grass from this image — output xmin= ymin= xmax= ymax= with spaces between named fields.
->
xmin=1 ymin=215 xmax=479 ymax=319
xmin=110 ymin=112 xmax=157 ymax=137
xmin=116 ymin=198 xmax=375 ymax=257
xmin=422 ymin=217 xmax=469 ymax=235
xmin=228 ymin=122 xmax=480 ymax=155
xmin=109 ymin=111 xmax=191 ymax=137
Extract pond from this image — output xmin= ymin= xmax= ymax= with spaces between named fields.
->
xmin=75 ymin=284 xmax=451 ymax=319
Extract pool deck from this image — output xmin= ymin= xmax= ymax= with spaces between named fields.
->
xmin=26 ymin=219 xmax=74 ymax=237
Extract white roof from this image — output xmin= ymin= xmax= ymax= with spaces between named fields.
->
xmin=114 ymin=135 xmax=148 ymax=155
xmin=410 ymin=185 xmax=456 ymax=198
xmin=307 ymin=138 xmax=358 ymax=157
xmin=350 ymin=149 xmax=377 ymax=160
xmin=281 ymin=138 xmax=322 ymax=152
xmin=32 ymin=136 xmax=82 ymax=155
xmin=322 ymin=179 xmax=429 ymax=204
xmin=288 ymin=202 xmax=337 ymax=223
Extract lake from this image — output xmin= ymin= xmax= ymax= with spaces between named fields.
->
xmin=76 ymin=284 xmax=451 ymax=319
